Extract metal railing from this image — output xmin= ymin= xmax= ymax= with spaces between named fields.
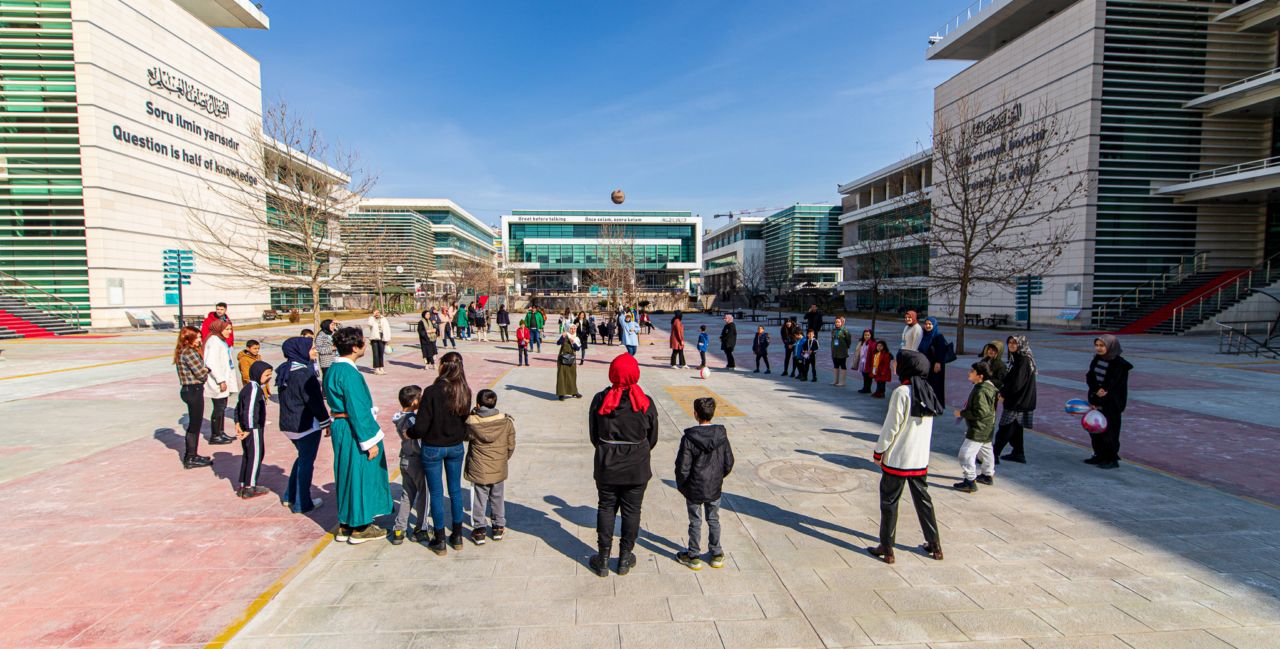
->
xmin=1190 ymin=155 xmax=1280 ymax=181
xmin=1094 ymin=251 xmax=1209 ymax=323
xmin=1216 ymin=320 xmax=1279 ymax=359
xmin=1218 ymin=65 xmax=1280 ymax=92
xmin=1171 ymin=251 xmax=1280 ymax=333
xmin=930 ymin=0 xmax=998 ymax=43
xmin=0 ymin=269 xmax=84 ymax=327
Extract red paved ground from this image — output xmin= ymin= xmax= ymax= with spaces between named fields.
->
xmin=0 ymin=345 xmax=509 ymax=648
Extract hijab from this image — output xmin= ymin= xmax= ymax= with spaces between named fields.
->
xmin=208 ymin=319 xmax=230 ymax=340
xmin=1095 ymin=334 xmax=1122 ymax=361
xmin=248 ymin=360 xmax=273 ymax=385
xmin=1009 ymin=334 xmax=1037 ymax=374
xmin=319 ymin=319 xmax=334 ymax=336
xmin=597 ymin=353 xmax=651 ymax=416
xmin=896 ymin=350 xmax=944 ymax=418
xmin=917 ymin=316 xmax=941 ymax=353
xmin=276 ymin=336 xmax=313 ymax=391
xmin=905 ymin=310 xmax=918 ymax=326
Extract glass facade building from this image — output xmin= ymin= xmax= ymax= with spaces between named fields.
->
xmin=762 ymin=205 xmax=843 ymax=290
xmin=702 ymin=216 xmax=765 ymax=297
xmin=355 ymin=199 xmax=496 ymax=296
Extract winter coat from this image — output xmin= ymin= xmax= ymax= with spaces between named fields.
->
xmin=830 ymin=326 xmax=852 ymax=360
xmin=959 ymin=380 xmax=998 ymax=443
xmin=496 ymin=309 xmax=510 ymax=326
xmin=874 ymin=383 xmax=934 ymax=476
xmin=202 ymin=335 xmax=239 ymax=399
xmin=982 ymin=342 xmax=1008 ymax=389
xmin=752 ymin=332 xmax=770 ymax=354
xmin=719 ymin=322 xmax=736 ymax=351
xmin=588 ymin=390 xmax=659 ymax=485
xmin=314 ymin=331 xmax=336 ymax=369
xmin=670 ymin=318 xmax=685 ymax=350
xmin=200 ymin=312 xmax=234 ymax=346
xmin=697 ymin=332 xmax=709 ymax=352
xmin=620 ymin=319 xmax=640 ymax=346
xmin=804 ymin=310 xmax=823 ymax=333
xmin=516 ymin=326 xmax=530 ymax=348
xmin=871 ymin=349 xmax=893 ymax=383
xmin=277 ymin=361 xmax=331 ymax=440
xmin=464 ymin=411 xmax=516 ymax=484
xmin=234 ymin=378 xmax=267 ymax=433
xmin=237 ymin=349 xmax=263 ymax=388
xmin=1001 ymin=351 xmax=1038 ymax=412
xmin=854 ymin=338 xmax=875 ymax=373
xmin=674 ymin=424 xmax=735 ymax=503
xmin=900 ymin=323 xmax=922 ymax=354
xmin=797 ymin=337 xmax=819 ymax=360
xmin=410 ymin=380 xmax=469 ymax=447
xmin=367 ymin=316 xmax=391 ymax=342
xmin=1087 ymin=355 xmax=1132 ymax=412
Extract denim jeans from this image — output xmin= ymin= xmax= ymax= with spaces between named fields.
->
xmin=284 ymin=432 xmax=321 ymax=513
xmin=686 ymin=498 xmax=722 ymax=555
xmin=625 ymin=344 xmax=637 ymax=356
xmin=420 ymin=443 xmax=465 ymax=531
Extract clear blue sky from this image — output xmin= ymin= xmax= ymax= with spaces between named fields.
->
xmin=223 ymin=1 xmax=970 ymax=227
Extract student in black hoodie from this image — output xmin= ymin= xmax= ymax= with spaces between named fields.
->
xmin=1086 ymin=334 xmax=1131 ymax=469
xmin=674 ymin=398 xmax=734 ymax=571
xmin=234 ymin=360 xmax=273 ymax=500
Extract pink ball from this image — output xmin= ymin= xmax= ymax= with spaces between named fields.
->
xmin=699 ymin=366 xmax=710 ymax=380
xmin=1081 ymin=410 xmax=1108 ymax=434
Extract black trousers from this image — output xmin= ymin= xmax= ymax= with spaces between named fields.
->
xmin=499 ymin=325 xmax=509 ymax=342
xmin=671 ymin=349 xmax=686 ymax=366
xmin=239 ymin=427 xmax=264 ymax=488
xmin=993 ymin=422 xmax=1025 ymax=458
xmin=755 ymin=352 xmax=770 ymax=372
xmin=596 ymin=483 xmax=647 ymax=556
xmin=783 ymin=346 xmax=794 ymax=374
xmin=878 ymin=473 xmax=940 ymax=549
xmin=800 ymin=357 xmax=816 ymax=380
xmin=210 ymin=397 xmax=228 ymax=439
xmin=518 ymin=348 xmax=529 ymax=365
xmin=698 ymin=350 xmax=706 ymax=368
xmin=180 ymin=385 xmax=205 ymax=457
xmin=1090 ymin=407 xmax=1123 ymax=462
xmin=724 ymin=349 xmax=735 ymax=369
xmin=370 ymin=339 xmax=386 ymax=368
xmin=861 ymin=372 xmax=874 ymax=392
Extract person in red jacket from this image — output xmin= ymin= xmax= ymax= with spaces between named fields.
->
xmin=870 ymin=340 xmax=893 ymax=398
xmin=515 ymin=321 xmax=531 ymax=366
xmin=669 ymin=311 xmax=686 ymax=368
xmin=201 ymin=302 xmax=234 ymax=346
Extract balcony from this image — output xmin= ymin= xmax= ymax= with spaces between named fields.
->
xmin=1155 ymin=156 xmax=1280 ymax=202
xmin=1213 ymin=0 xmax=1280 ymax=33
xmin=173 ymin=0 xmax=269 ymax=29
xmin=1185 ymin=66 xmax=1280 ymax=117
xmin=926 ymin=0 xmax=1079 ymax=61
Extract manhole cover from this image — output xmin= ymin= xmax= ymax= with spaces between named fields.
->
xmin=756 ymin=459 xmax=862 ymax=494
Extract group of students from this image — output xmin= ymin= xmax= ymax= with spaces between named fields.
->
xmin=413 ymin=303 xmax=516 ymax=370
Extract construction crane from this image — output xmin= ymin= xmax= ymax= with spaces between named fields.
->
xmin=711 ymin=206 xmax=786 ymax=220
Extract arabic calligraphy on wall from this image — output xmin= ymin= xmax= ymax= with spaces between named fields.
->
xmin=146 ymin=66 xmax=230 ymax=120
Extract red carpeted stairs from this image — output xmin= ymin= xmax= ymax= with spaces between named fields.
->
xmin=0 ymin=309 xmax=55 ymax=338
xmin=1118 ymin=269 xmax=1251 ymax=335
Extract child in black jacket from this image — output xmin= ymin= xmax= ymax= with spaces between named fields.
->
xmin=674 ymin=398 xmax=735 ymax=571
xmin=235 ymin=360 xmax=273 ymax=499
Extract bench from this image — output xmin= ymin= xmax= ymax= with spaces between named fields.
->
xmin=126 ymin=309 xmax=173 ymax=330
xmin=1056 ymin=309 xmax=1081 ymax=321
xmin=987 ymin=314 xmax=1011 ymax=328
xmin=262 ymin=309 xmax=280 ymax=321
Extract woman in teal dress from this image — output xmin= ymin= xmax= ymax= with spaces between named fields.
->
xmin=324 ymin=326 xmax=392 ymax=544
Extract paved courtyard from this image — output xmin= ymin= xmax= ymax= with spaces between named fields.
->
xmin=1 ymin=313 xmax=1278 ymax=648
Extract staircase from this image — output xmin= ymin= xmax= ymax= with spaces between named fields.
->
xmin=0 ymin=295 xmax=86 ymax=339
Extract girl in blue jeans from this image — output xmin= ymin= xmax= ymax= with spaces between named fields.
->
xmin=411 ymin=351 xmax=472 ymax=554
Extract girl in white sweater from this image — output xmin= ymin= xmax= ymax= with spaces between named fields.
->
xmin=869 ymin=350 xmax=944 ymax=564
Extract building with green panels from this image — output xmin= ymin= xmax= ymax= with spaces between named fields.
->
xmin=761 ymin=205 xmax=843 ymax=291
xmin=342 ymin=209 xmax=436 ymax=297
xmin=502 ymin=210 xmax=701 ymax=294
xmin=356 ymin=199 xmax=496 ymax=296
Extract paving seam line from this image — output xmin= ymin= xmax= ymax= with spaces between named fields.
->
xmin=203 ymin=358 xmax=515 ymax=648
xmin=0 ymin=353 xmax=172 ymax=381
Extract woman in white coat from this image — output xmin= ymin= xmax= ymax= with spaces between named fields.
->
xmin=202 ymin=319 xmax=240 ymax=445
xmin=367 ymin=309 xmax=392 ymax=375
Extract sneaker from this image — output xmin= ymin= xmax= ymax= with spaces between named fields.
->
xmin=1097 ymin=460 xmax=1120 ymax=469
xmin=239 ymin=486 xmax=268 ymax=499
xmin=675 ymin=551 xmax=704 ymax=571
xmin=334 ymin=525 xmax=351 ymax=542
xmin=588 ymin=553 xmax=609 ymax=578
xmin=709 ymin=554 xmax=725 ymax=569
xmin=348 ymin=524 xmax=386 ymax=544
xmin=412 ymin=529 xmax=431 ymax=544
xmin=975 ymin=475 xmax=994 ymax=486
xmin=389 ymin=529 xmax=405 ymax=545
xmin=471 ymin=528 xmax=488 ymax=545
xmin=209 ymin=434 xmax=234 ymax=445
xmin=491 ymin=526 xmax=505 ymax=541
xmin=182 ymin=454 xmax=212 ymax=469
xmin=753 ymin=369 xmax=760 ymax=373
xmin=1001 ymin=453 xmax=1026 ymax=464
xmin=952 ymin=479 xmax=978 ymax=493
xmin=1083 ymin=456 xmax=1102 ymax=465
xmin=765 ymin=370 xmax=771 ymax=374
xmin=617 ymin=552 xmax=637 ymax=576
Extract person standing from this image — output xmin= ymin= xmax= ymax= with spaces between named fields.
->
xmin=233 ymin=360 xmax=273 ymax=499
xmin=868 ymin=350 xmax=944 ymax=564
xmin=993 ymin=335 xmax=1037 ymax=464
xmin=442 ymin=314 xmax=458 ymax=349
xmin=515 ymin=320 xmax=531 ymax=366
xmin=830 ymin=316 xmax=852 ymax=387
xmin=174 ymin=326 xmax=213 ymax=469
xmin=1086 ymin=335 xmax=1131 ymax=470
xmin=411 ymin=351 xmax=472 ymax=555
xmin=496 ymin=304 xmax=511 ymax=342
xmin=315 ymin=319 xmax=337 ymax=378
xmin=200 ymin=302 xmax=233 ymax=345
xmin=780 ymin=318 xmax=797 ymax=376
xmin=588 ymin=314 xmax=599 ymax=344
xmin=796 ymin=329 xmax=819 ymax=382
xmin=464 ymin=389 xmax=517 ymax=544
xmin=417 ymin=310 xmax=439 ymax=369
xmin=804 ymin=304 xmax=824 ymax=335
xmin=276 ymin=336 xmax=330 ymax=513
xmin=980 ymin=341 xmax=1008 ymax=389
xmin=953 ymin=361 xmax=998 ymax=493
xmin=855 ymin=329 xmax=875 ymax=394
xmin=576 ymin=311 xmax=591 ymax=365
xmin=603 ymin=316 xmax=617 ymax=346
xmin=674 ymin=397 xmax=734 ymax=570
xmin=456 ymin=304 xmax=470 ymax=341
xmin=202 ymin=320 xmax=238 ymax=446
xmin=367 ymin=309 xmax=392 ymax=375
xmin=900 ymin=310 xmax=922 ymax=354
xmin=917 ymin=317 xmax=954 ymax=406
xmin=752 ymin=326 xmax=771 ymax=373
xmin=556 ymin=326 xmax=583 ymax=400
xmin=324 ymin=327 xmax=393 ymax=544
xmin=669 ymin=311 xmax=687 ymax=368
xmin=719 ymin=314 xmax=737 ymax=370
xmin=696 ymin=325 xmax=709 ymax=369
xmin=588 ymin=353 xmax=659 ymax=577
xmin=620 ymin=312 xmax=640 ymax=356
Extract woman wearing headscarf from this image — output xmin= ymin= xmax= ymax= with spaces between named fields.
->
xmin=868 ymin=350 xmax=944 ymax=564
xmin=277 ymin=336 xmax=331 ymax=513
xmin=1086 ymin=335 xmax=1131 ymax=469
xmin=202 ymin=319 xmax=238 ymax=446
xmin=854 ymin=329 xmax=875 ymax=394
xmin=314 ymin=319 xmax=337 ymax=377
xmin=669 ymin=311 xmax=686 ymax=369
xmin=900 ymin=310 xmax=922 ymax=354
xmin=411 ymin=351 xmax=472 ymax=554
xmin=917 ymin=317 xmax=953 ymax=406
xmin=576 ymin=311 xmax=591 ymax=365
xmin=556 ymin=325 xmax=583 ymax=400
xmin=588 ymin=353 xmax=659 ymax=577
xmin=417 ymin=309 xmax=439 ymax=369
xmin=993 ymin=334 xmax=1037 ymax=464
xmin=980 ymin=340 xmax=1008 ymax=389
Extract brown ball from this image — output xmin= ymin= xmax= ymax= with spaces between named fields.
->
xmin=611 ymin=189 xmax=625 ymax=204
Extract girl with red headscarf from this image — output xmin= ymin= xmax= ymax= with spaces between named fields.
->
xmin=587 ymin=353 xmax=659 ymax=577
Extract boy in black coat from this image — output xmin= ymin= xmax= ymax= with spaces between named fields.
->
xmin=234 ymin=360 xmax=273 ymax=500
xmin=675 ymin=398 xmax=735 ymax=570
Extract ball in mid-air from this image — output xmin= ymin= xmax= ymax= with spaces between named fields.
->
xmin=611 ymin=189 xmax=625 ymax=204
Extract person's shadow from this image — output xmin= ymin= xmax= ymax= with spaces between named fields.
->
xmin=820 ymin=427 xmax=878 ymax=443
xmin=503 ymin=384 xmax=559 ymax=401
xmin=795 ymin=448 xmax=879 ymax=472
xmin=503 ymin=498 xmax=597 ymax=568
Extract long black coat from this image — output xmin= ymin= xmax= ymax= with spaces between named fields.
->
xmin=1001 ymin=351 xmax=1037 ymax=412
xmin=720 ymin=322 xmax=737 ymax=351
xmin=588 ymin=390 xmax=658 ymax=485
xmin=675 ymin=424 xmax=734 ymax=503
xmin=1087 ymin=355 xmax=1132 ymax=412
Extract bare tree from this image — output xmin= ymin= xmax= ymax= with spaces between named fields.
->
xmin=927 ymin=97 xmax=1088 ymax=352
xmin=343 ymin=222 xmax=410 ymax=311
xmin=440 ymin=257 xmax=499 ymax=304
xmin=186 ymin=101 xmax=376 ymax=332
xmin=851 ymin=213 xmax=922 ymax=335
xmin=592 ymin=223 xmax=637 ymax=309
xmin=727 ymin=255 xmax=768 ymax=316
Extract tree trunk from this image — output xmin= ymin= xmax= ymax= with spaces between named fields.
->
xmin=955 ymin=277 xmax=969 ymax=356
xmin=869 ymin=289 xmax=879 ymax=338
xmin=311 ymin=279 xmax=322 ymax=335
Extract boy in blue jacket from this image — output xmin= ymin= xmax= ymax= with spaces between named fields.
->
xmin=796 ymin=329 xmax=820 ymax=382
xmin=696 ymin=325 xmax=710 ymax=369
xmin=234 ymin=360 xmax=273 ymax=499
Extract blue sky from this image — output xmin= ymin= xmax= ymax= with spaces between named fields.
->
xmin=224 ymin=1 xmax=970 ymax=227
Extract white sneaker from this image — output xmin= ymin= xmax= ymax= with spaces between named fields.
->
xmin=670 ymin=364 xmax=678 ymax=368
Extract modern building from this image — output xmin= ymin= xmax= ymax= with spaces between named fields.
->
xmin=342 ymin=207 xmax=435 ymax=299
xmin=837 ymin=151 xmax=932 ymax=313
xmin=0 ymin=0 xmax=274 ymax=329
xmin=501 ymin=210 xmax=701 ymax=294
xmin=701 ymin=215 xmax=765 ymax=297
xmin=761 ymin=204 xmax=843 ymax=292
xmin=352 ymin=199 xmax=496 ymax=297
xmin=926 ymin=0 xmax=1280 ymax=330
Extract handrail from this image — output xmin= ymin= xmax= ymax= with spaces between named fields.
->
xmin=0 ymin=269 xmax=83 ymax=326
xmin=1190 ymin=155 xmax=1280 ymax=181
xmin=930 ymin=0 xmax=998 ymax=43
xmin=1170 ymin=251 xmax=1280 ymax=332
xmin=1219 ymin=65 xmax=1280 ymax=92
xmin=1094 ymin=251 xmax=1210 ymax=323
xmin=1216 ymin=320 xmax=1279 ymax=358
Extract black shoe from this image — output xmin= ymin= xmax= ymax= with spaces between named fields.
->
xmin=1001 ymin=453 xmax=1026 ymax=464
xmin=1083 ymin=456 xmax=1102 ymax=465
xmin=449 ymin=525 xmax=464 ymax=551
xmin=589 ymin=553 xmax=609 ymax=578
xmin=426 ymin=528 xmax=448 ymax=556
xmin=389 ymin=529 xmax=405 ymax=545
xmin=574 ymin=394 xmax=582 ymax=399
xmin=765 ymin=370 xmax=771 ymax=374
xmin=1097 ymin=460 xmax=1120 ymax=470
xmin=753 ymin=369 xmax=760 ymax=373
xmin=857 ymin=389 xmax=870 ymax=394
xmin=412 ymin=529 xmax=431 ymax=544
xmin=617 ymin=552 xmax=637 ymax=576
xmin=558 ymin=396 xmax=567 ymax=401
xmin=811 ymin=378 xmax=817 ymax=382
xmin=182 ymin=454 xmax=212 ymax=469
xmin=952 ymin=479 xmax=978 ymax=493
xmin=975 ymin=475 xmax=994 ymax=486
xmin=209 ymin=434 xmax=234 ymax=445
